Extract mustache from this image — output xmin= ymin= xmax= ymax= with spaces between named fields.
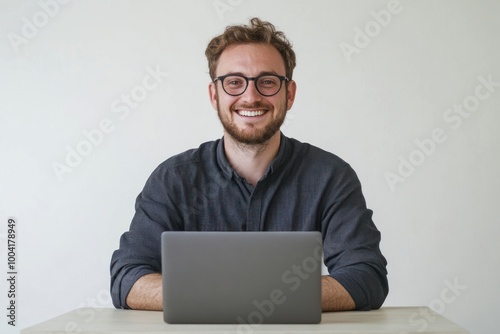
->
xmin=231 ymin=101 xmax=272 ymax=111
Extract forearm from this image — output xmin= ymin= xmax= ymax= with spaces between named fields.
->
xmin=126 ymin=273 xmax=163 ymax=310
xmin=321 ymin=275 xmax=355 ymax=311
xmin=126 ymin=274 xmax=352 ymax=312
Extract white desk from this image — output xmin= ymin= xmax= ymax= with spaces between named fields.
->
xmin=21 ymin=307 xmax=468 ymax=333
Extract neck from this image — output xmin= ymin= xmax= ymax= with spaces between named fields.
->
xmin=224 ymin=132 xmax=281 ymax=187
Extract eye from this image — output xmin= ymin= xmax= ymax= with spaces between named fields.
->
xmin=258 ymin=76 xmax=279 ymax=88
xmin=224 ymin=76 xmax=245 ymax=87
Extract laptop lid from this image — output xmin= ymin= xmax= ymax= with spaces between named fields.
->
xmin=161 ymin=231 xmax=322 ymax=324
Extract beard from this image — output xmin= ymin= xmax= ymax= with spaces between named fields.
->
xmin=216 ymin=95 xmax=288 ymax=146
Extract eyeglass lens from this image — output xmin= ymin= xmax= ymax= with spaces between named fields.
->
xmin=222 ymin=75 xmax=284 ymax=96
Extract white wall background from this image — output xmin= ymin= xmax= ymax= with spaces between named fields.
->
xmin=1 ymin=0 xmax=499 ymax=333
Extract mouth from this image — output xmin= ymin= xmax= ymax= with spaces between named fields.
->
xmin=235 ymin=109 xmax=267 ymax=117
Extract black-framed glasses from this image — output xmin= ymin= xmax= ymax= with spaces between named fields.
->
xmin=214 ymin=73 xmax=289 ymax=97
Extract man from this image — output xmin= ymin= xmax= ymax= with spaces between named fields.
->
xmin=110 ymin=17 xmax=388 ymax=312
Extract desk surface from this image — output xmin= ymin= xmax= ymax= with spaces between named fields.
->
xmin=21 ymin=307 xmax=468 ymax=333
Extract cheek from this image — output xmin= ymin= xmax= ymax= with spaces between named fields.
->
xmin=217 ymin=96 xmax=236 ymax=111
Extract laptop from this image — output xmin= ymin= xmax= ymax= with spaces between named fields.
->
xmin=161 ymin=231 xmax=322 ymax=324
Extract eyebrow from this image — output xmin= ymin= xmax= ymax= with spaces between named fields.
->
xmin=219 ymin=71 xmax=282 ymax=78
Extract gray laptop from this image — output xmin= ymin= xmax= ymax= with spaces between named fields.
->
xmin=161 ymin=231 xmax=322 ymax=324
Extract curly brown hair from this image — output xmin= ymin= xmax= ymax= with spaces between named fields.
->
xmin=205 ymin=17 xmax=296 ymax=81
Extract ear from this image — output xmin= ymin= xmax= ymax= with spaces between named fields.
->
xmin=208 ymin=82 xmax=218 ymax=111
xmin=285 ymin=80 xmax=297 ymax=110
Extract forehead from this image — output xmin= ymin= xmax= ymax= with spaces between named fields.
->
xmin=216 ymin=43 xmax=286 ymax=76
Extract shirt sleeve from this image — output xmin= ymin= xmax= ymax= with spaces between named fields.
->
xmin=110 ymin=164 xmax=181 ymax=309
xmin=321 ymin=163 xmax=389 ymax=310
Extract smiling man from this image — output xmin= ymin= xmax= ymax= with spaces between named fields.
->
xmin=111 ymin=18 xmax=388 ymax=312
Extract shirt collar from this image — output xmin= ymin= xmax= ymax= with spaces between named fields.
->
xmin=216 ymin=137 xmax=234 ymax=178
xmin=216 ymin=132 xmax=292 ymax=181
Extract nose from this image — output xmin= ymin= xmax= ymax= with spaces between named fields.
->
xmin=241 ymin=79 xmax=262 ymax=102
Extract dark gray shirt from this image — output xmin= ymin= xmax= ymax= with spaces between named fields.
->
xmin=110 ymin=134 xmax=388 ymax=310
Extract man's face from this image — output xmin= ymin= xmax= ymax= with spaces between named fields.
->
xmin=209 ymin=43 xmax=296 ymax=145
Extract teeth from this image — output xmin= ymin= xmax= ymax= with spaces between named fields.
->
xmin=238 ymin=110 xmax=265 ymax=117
